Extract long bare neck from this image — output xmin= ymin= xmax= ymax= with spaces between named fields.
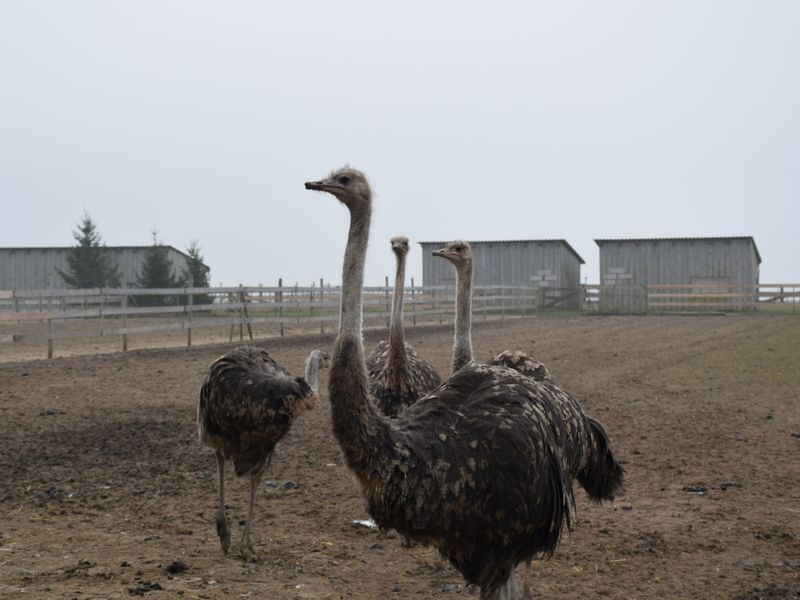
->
xmin=304 ymin=354 xmax=322 ymax=395
xmin=387 ymin=249 xmax=408 ymax=375
xmin=329 ymin=202 xmax=390 ymax=476
xmin=451 ymin=260 xmax=474 ymax=374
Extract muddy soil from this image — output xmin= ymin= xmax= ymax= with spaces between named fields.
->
xmin=1 ymin=315 xmax=798 ymax=599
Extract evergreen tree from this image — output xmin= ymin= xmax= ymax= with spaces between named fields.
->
xmin=135 ymin=230 xmax=182 ymax=305
xmin=56 ymin=211 xmax=121 ymax=288
xmin=181 ymin=240 xmax=213 ymax=305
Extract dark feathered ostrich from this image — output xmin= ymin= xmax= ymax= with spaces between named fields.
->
xmin=432 ymin=241 xmax=552 ymax=382
xmin=366 ymin=236 xmax=441 ymax=416
xmin=305 ymin=168 xmax=624 ymax=599
xmin=198 ymin=346 xmax=329 ymax=562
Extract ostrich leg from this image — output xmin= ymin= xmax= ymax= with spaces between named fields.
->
xmin=239 ymin=452 xmax=271 ymax=562
xmin=215 ymin=451 xmax=231 ymax=554
xmin=487 ymin=573 xmax=520 ymax=600
xmin=239 ymin=471 xmax=263 ymax=562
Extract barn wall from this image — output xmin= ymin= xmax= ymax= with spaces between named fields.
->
xmin=597 ymin=239 xmax=760 ymax=311
xmin=419 ymin=241 xmax=583 ymax=309
xmin=0 ymin=247 xmax=192 ymax=290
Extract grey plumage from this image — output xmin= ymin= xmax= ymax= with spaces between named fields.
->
xmin=307 ymin=167 xmax=622 ymax=600
xmin=366 ymin=339 xmax=442 ymax=417
xmin=198 ymin=346 xmax=328 ymax=561
xmin=366 ymin=236 xmax=441 ymax=416
xmin=487 ymin=350 xmax=552 ymax=382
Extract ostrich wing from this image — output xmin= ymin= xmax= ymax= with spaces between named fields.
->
xmin=198 ymin=347 xmax=312 ymax=476
xmin=487 ymin=350 xmax=552 ymax=382
xmin=367 ymin=341 xmax=442 ymax=416
xmin=365 ymin=364 xmax=575 ymax=593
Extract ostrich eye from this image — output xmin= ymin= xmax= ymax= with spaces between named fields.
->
xmin=338 ymin=176 xmax=351 ymax=185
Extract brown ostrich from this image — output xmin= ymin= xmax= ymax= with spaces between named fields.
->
xmin=198 ymin=346 xmax=329 ymax=562
xmin=366 ymin=236 xmax=441 ymax=417
xmin=305 ymin=167 xmax=623 ymax=599
xmin=432 ymin=241 xmax=552 ymax=381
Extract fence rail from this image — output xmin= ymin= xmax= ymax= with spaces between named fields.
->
xmin=1 ymin=281 xmax=797 ymax=359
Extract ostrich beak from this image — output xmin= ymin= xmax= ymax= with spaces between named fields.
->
xmin=432 ymin=248 xmax=449 ymax=258
xmin=304 ymin=180 xmax=330 ymax=192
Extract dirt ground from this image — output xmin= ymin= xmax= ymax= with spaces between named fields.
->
xmin=1 ymin=315 xmax=798 ymax=599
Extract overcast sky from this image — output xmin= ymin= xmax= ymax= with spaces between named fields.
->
xmin=2 ymin=1 xmax=798 ymax=287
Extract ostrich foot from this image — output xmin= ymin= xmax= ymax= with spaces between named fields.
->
xmin=239 ymin=540 xmax=260 ymax=563
xmin=216 ymin=514 xmax=230 ymax=554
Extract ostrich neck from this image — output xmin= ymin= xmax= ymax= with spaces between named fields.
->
xmin=451 ymin=261 xmax=474 ymax=374
xmin=387 ymin=250 xmax=408 ymax=376
xmin=304 ymin=355 xmax=321 ymax=395
xmin=329 ymin=203 xmax=391 ymax=476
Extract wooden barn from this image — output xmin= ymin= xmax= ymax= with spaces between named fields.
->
xmin=418 ymin=239 xmax=585 ymax=309
xmin=0 ymin=246 xmax=199 ymax=290
xmin=594 ymin=237 xmax=761 ymax=312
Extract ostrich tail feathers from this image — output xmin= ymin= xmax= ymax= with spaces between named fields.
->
xmin=578 ymin=416 xmax=624 ymax=502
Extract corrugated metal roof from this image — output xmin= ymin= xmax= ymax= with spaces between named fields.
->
xmin=418 ymin=239 xmax=585 ymax=264
xmin=0 ymin=245 xmax=196 ymax=261
xmin=594 ymin=236 xmax=761 ymax=264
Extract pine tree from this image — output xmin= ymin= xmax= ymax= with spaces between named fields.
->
xmin=181 ymin=240 xmax=212 ymax=305
xmin=135 ymin=230 xmax=182 ymax=305
xmin=57 ymin=212 xmax=121 ymax=288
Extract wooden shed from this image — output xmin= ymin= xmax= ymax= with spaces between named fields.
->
xmin=594 ymin=237 xmax=761 ymax=312
xmin=0 ymin=246 xmax=199 ymax=290
xmin=418 ymin=239 xmax=585 ymax=309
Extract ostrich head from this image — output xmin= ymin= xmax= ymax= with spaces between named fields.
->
xmin=305 ymin=166 xmax=371 ymax=209
xmin=390 ymin=236 xmax=410 ymax=256
xmin=309 ymin=349 xmax=331 ymax=369
xmin=432 ymin=240 xmax=472 ymax=267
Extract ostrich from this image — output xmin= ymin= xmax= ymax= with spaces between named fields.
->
xmin=198 ymin=346 xmax=330 ymax=562
xmin=305 ymin=167 xmax=623 ymax=599
xmin=432 ymin=241 xmax=552 ymax=381
xmin=366 ymin=236 xmax=441 ymax=416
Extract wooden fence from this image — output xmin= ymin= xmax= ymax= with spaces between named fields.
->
xmin=0 ymin=281 xmax=580 ymax=359
xmin=583 ymin=283 xmax=800 ymax=314
xmin=1 ymin=281 xmax=797 ymax=359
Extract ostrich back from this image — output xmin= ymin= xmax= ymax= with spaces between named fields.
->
xmin=487 ymin=350 xmax=552 ymax=382
xmin=366 ymin=340 xmax=441 ymax=417
xmin=487 ymin=351 xmax=624 ymax=500
xmin=360 ymin=363 xmax=585 ymax=596
xmin=198 ymin=346 xmax=312 ymax=477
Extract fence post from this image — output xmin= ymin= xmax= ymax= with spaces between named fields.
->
xmin=411 ymin=277 xmax=416 ymax=326
xmin=294 ymin=283 xmax=300 ymax=324
xmin=278 ymin=278 xmax=284 ymax=337
xmin=47 ymin=317 xmax=53 ymax=359
xmin=385 ymin=276 xmax=390 ymax=327
xmin=320 ymin=278 xmax=325 ymax=334
xmin=187 ymin=285 xmax=193 ymax=347
xmin=309 ymin=281 xmax=315 ymax=324
xmin=122 ymin=290 xmax=128 ymax=352
xmin=241 ymin=284 xmax=253 ymax=341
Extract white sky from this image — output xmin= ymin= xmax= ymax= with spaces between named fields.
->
xmin=2 ymin=1 xmax=798 ymax=286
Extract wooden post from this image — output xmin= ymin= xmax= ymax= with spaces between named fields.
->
xmin=411 ymin=277 xmax=416 ymax=326
xmin=294 ymin=283 xmax=299 ymax=324
xmin=309 ymin=281 xmax=314 ymax=323
xmin=47 ymin=317 xmax=53 ymax=359
xmin=122 ymin=291 xmax=128 ymax=352
xmin=239 ymin=284 xmax=252 ymax=341
xmin=187 ymin=285 xmax=193 ymax=347
xmin=278 ymin=278 xmax=284 ymax=337
xmin=320 ymin=278 xmax=325 ymax=334
xmin=385 ymin=276 xmax=390 ymax=327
